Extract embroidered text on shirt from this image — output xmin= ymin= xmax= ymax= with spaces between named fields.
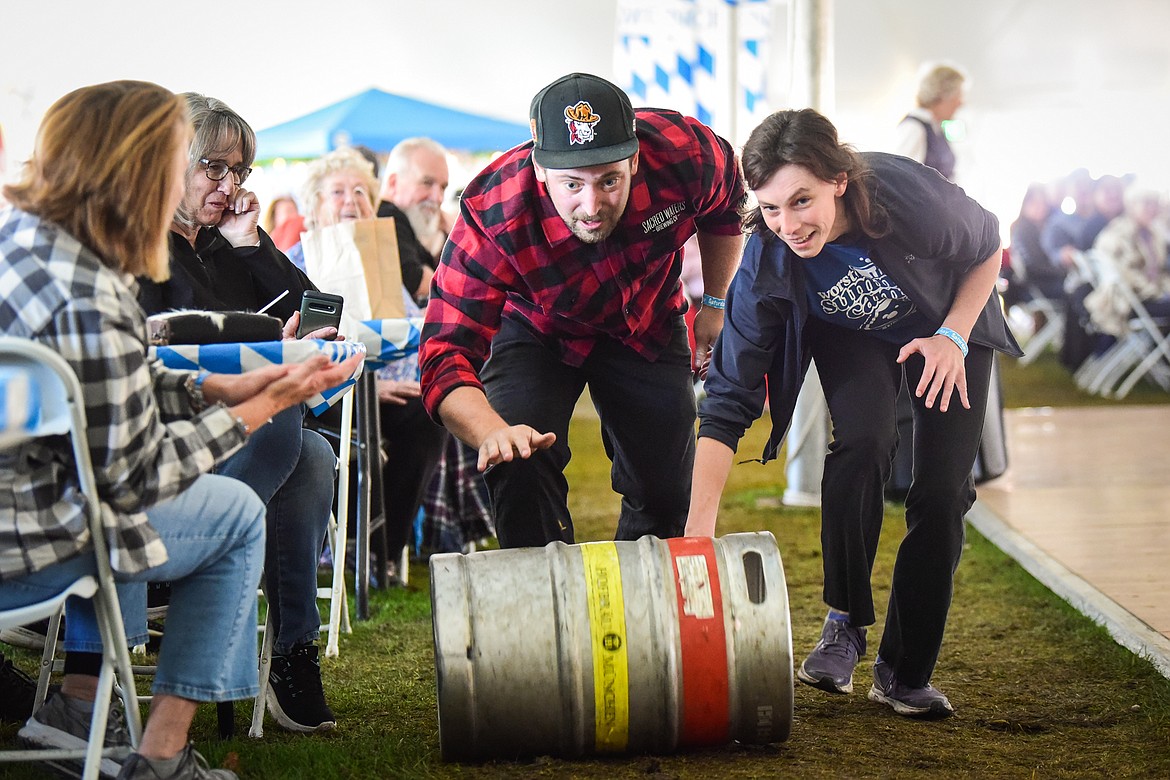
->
xmin=642 ymin=202 xmax=687 ymax=234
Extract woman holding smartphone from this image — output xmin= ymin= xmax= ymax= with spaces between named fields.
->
xmin=136 ymin=94 xmax=341 ymax=735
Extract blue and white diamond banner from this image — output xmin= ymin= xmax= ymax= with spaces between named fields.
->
xmin=151 ymin=339 xmax=367 ymax=416
xmin=347 ymin=317 xmax=423 ymax=369
xmin=149 ymin=318 xmax=424 ymax=416
xmin=616 ymin=0 xmax=774 ymax=144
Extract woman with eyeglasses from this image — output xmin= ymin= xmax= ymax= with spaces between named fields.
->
xmin=137 ymin=93 xmax=342 ymax=735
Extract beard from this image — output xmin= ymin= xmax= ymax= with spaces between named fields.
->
xmin=403 ymin=202 xmax=445 ymax=257
xmin=566 ymin=211 xmax=618 ymax=244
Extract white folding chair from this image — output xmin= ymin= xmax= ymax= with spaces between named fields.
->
xmin=248 ymin=387 xmax=355 ymax=738
xmin=1014 ymin=295 xmax=1066 ymax=366
xmin=1106 ymin=280 xmax=1170 ymax=398
xmin=1072 ymin=249 xmax=1170 ymax=397
xmin=0 ymin=336 xmax=143 ymax=780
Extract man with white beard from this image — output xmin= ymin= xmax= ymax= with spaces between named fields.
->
xmin=377 ymin=137 xmax=451 ymax=303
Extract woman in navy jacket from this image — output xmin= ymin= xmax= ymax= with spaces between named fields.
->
xmin=687 ymin=108 xmax=1021 ymax=719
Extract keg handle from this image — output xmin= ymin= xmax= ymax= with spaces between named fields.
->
xmin=742 ymin=551 xmax=767 ymax=604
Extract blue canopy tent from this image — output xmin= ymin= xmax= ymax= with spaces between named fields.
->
xmin=255 ymin=88 xmax=531 ymax=161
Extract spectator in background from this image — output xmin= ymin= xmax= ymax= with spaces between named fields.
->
xmin=376 ymin=138 xmax=495 ymax=560
xmin=377 ymin=137 xmax=450 ymax=303
xmin=1010 ymin=183 xmax=1065 ymax=300
xmin=294 ymin=147 xmax=449 ymax=580
xmin=892 ymin=62 xmax=966 ymax=181
xmin=1043 ymin=172 xmax=1127 ymax=370
xmin=1040 ymin=170 xmax=1123 ymax=270
xmin=264 ymin=194 xmax=305 ymax=252
xmin=1085 ymin=185 xmax=1170 ymax=338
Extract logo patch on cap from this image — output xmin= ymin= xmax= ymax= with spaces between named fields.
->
xmin=564 ymin=101 xmax=601 ymax=146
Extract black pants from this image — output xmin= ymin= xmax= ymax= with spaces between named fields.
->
xmin=480 ymin=317 xmax=696 ymax=547
xmin=379 ymin=397 xmax=449 ymax=561
xmin=806 ymin=316 xmax=993 ymax=687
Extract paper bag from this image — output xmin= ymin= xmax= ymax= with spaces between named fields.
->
xmin=300 ymin=217 xmax=406 ymax=335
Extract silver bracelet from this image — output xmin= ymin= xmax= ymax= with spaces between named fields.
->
xmin=187 ymin=370 xmax=211 ymax=412
xmin=234 ymin=415 xmax=272 ymax=436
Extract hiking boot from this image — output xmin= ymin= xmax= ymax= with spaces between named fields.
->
xmin=266 ymin=643 xmax=336 ymax=733
xmin=0 ymin=655 xmax=37 ymax=724
xmin=116 ymin=743 xmax=236 ymax=779
xmin=19 ymin=691 xmax=131 ymax=778
xmin=797 ymin=615 xmax=867 ymax=694
xmin=867 ymin=658 xmax=955 ymax=719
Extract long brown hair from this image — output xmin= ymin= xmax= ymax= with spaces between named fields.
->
xmin=3 ymin=80 xmax=188 ymax=281
xmin=740 ymin=108 xmax=888 ymax=241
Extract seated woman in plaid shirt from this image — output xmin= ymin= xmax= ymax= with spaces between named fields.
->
xmin=0 ymin=81 xmax=360 ymax=780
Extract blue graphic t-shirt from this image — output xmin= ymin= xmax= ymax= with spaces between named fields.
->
xmin=800 ymin=241 xmax=929 ymax=343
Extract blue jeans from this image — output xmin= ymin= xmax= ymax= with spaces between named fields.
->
xmin=216 ymin=406 xmax=335 ymax=655
xmin=0 ymin=474 xmax=266 ymax=701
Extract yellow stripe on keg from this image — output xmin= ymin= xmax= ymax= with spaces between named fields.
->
xmin=580 ymin=542 xmax=630 ymax=752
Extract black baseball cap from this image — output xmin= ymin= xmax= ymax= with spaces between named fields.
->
xmin=529 ymin=73 xmax=639 ymax=169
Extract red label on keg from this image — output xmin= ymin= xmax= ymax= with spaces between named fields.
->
xmin=666 ymin=537 xmax=729 ymax=745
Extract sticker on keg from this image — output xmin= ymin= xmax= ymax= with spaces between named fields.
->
xmin=675 ymin=554 xmax=715 ymax=619
xmin=580 ymin=542 xmax=630 ymax=752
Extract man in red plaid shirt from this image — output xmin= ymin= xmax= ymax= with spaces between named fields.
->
xmin=420 ymin=73 xmax=745 ymax=547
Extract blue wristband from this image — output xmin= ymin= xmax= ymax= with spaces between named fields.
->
xmin=935 ymin=327 xmax=968 ymax=357
xmin=701 ymin=293 xmax=726 ymax=310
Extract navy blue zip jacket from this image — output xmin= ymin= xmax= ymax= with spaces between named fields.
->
xmin=698 ymin=152 xmax=1023 ymax=462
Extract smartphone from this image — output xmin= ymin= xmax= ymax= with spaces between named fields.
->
xmin=296 ymin=290 xmax=344 ymax=338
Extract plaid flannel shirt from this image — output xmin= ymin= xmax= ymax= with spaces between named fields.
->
xmin=0 ymin=208 xmax=247 ymax=581
xmin=420 ymin=108 xmax=745 ymax=417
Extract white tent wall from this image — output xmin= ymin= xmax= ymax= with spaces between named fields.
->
xmin=2 ymin=0 xmax=1168 ymax=234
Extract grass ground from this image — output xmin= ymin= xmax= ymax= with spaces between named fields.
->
xmin=3 ymin=350 xmax=1169 ymax=778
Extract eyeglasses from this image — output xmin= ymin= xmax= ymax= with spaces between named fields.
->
xmin=199 ymin=158 xmax=253 ymax=185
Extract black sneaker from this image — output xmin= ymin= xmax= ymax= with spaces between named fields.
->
xmin=266 ymin=643 xmax=336 ymax=733
xmin=0 ymin=654 xmax=37 ymax=724
xmin=117 ymin=743 xmax=237 ymax=779
xmin=19 ymin=691 xmax=131 ymax=778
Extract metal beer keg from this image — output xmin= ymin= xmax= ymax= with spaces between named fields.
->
xmin=430 ymin=532 xmax=793 ymax=760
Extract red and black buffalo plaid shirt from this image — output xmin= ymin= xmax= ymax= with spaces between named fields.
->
xmin=420 ymin=108 xmax=745 ymax=417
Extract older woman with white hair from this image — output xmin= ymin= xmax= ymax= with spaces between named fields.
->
xmin=290 ymin=147 xmax=449 ymax=586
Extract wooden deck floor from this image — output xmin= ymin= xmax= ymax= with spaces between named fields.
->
xmin=970 ymin=404 xmax=1170 ymax=676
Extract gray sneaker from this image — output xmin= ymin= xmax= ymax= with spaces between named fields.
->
xmin=867 ymin=658 xmax=955 ymax=719
xmin=797 ymin=615 xmax=867 ymax=694
xmin=116 ymin=744 xmax=237 ymax=779
xmin=18 ymin=692 xmax=131 ymax=778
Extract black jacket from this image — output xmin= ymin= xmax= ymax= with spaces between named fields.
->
xmin=138 ymin=227 xmax=315 ymax=323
